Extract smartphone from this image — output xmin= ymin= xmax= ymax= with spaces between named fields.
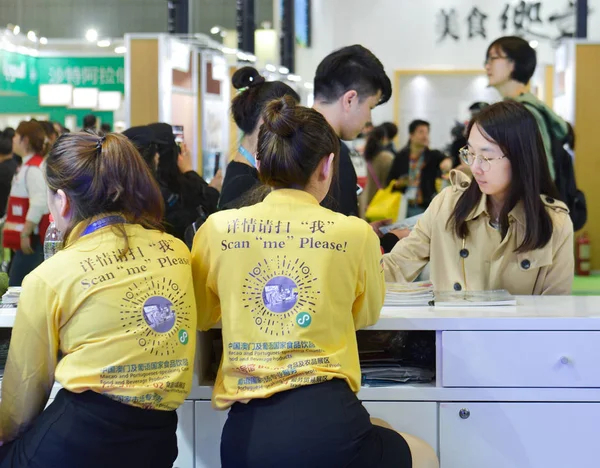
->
xmin=214 ymin=152 xmax=221 ymax=177
xmin=173 ymin=125 xmax=184 ymax=145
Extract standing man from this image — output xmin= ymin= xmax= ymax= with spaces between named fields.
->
xmin=312 ymin=45 xmax=392 ymax=217
xmin=387 ymin=120 xmax=448 ymax=218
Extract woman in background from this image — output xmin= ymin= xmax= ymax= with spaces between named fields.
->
xmin=218 ymin=66 xmax=300 ymax=209
xmin=364 ymin=124 xmax=395 ymax=208
xmin=148 ymin=122 xmax=222 ymax=240
xmin=3 ymin=120 xmax=50 ymax=286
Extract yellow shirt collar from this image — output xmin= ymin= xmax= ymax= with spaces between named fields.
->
xmin=263 ymin=189 xmax=320 ymax=206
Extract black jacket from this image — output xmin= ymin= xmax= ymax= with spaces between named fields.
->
xmin=163 ymin=171 xmax=219 ymax=241
xmin=386 ymin=146 xmax=445 ymax=209
xmin=321 ymin=141 xmax=358 ymax=216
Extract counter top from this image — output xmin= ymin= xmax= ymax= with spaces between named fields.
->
xmin=370 ymin=296 xmax=600 ymax=330
xmin=1 ymin=296 xmax=600 ymax=331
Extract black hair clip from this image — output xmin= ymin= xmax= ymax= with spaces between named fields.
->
xmin=96 ymin=136 xmax=106 ymax=155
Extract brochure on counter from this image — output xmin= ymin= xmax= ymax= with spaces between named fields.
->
xmin=1 ymin=287 xmax=21 ymax=306
xmin=384 ymin=284 xmax=516 ymax=308
xmin=432 ymin=290 xmax=517 ymax=307
xmin=384 ymin=281 xmax=434 ymax=307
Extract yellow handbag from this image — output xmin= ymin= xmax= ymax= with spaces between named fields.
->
xmin=365 ymin=162 xmax=403 ymax=222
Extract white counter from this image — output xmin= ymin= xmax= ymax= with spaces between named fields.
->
xmin=3 ymin=296 xmax=600 ymax=468
xmin=2 ymin=296 xmax=599 ymax=330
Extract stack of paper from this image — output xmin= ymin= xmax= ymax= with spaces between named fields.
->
xmin=2 ymin=287 xmax=22 ymax=305
xmin=379 ymin=214 xmax=423 ymax=235
xmin=384 ymin=281 xmax=434 ymax=307
xmin=433 ymin=290 xmax=517 ymax=307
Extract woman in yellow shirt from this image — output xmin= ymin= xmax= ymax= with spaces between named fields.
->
xmin=384 ymin=101 xmax=574 ymax=294
xmin=193 ymin=96 xmax=437 ymax=468
xmin=0 ymin=133 xmax=197 ymax=467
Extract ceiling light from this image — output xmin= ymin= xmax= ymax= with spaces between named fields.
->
xmin=12 ymin=25 xmax=20 ymax=35
xmin=39 ymin=37 xmax=48 ymax=45
xmin=265 ymin=64 xmax=277 ymax=72
xmin=220 ymin=31 xmax=227 ymax=38
xmin=97 ymin=39 xmax=111 ymax=47
xmin=222 ymin=47 xmax=237 ymax=55
xmin=114 ymin=46 xmax=126 ymax=54
xmin=304 ymin=82 xmax=314 ymax=89
xmin=210 ymin=26 xmax=220 ymax=35
xmin=27 ymin=31 xmax=37 ymax=42
xmin=287 ymin=74 xmax=301 ymax=82
xmin=85 ymin=28 xmax=98 ymax=42
xmin=279 ymin=66 xmax=290 ymax=74
xmin=529 ymin=40 xmax=539 ymax=49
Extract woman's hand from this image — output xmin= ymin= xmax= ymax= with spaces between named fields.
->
xmin=209 ymin=169 xmax=223 ymax=192
xmin=20 ymin=235 xmax=34 ymax=255
xmin=369 ymin=219 xmax=392 ymax=238
xmin=177 ymin=143 xmax=194 ymax=174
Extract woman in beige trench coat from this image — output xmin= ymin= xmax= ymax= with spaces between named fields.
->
xmin=383 ymin=101 xmax=574 ymax=295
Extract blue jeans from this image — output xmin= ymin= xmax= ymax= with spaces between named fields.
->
xmin=8 ymin=236 xmax=44 ymax=286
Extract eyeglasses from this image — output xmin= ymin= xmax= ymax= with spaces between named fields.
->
xmin=484 ymin=55 xmax=509 ymax=66
xmin=459 ymin=146 xmax=507 ymax=172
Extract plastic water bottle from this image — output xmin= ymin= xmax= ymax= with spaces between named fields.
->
xmin=44 ymin=215 xmax=63 ymax=260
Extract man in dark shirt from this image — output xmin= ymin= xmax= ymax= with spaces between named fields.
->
xmin=312 ymin=45 xmax=392 ymax=217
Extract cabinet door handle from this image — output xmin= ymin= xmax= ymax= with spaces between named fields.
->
xmin=459 ymin=408 xmax=470 ymax=419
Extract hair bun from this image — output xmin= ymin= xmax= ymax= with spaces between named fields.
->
xmin=232 ymin=66 xmax=265 ymax=90
xmin=262 ymin=95 xmax=297 ymax=138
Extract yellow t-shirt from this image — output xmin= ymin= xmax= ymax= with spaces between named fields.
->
xmin=192 ymin=189 xmax=384 ymax=410
xmin=0 ymin=221 xmax=196 ymax=441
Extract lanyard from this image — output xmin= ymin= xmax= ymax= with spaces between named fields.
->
xmin=82 ymin=215 xmax=126 ymax=237
xmin=238 ymin=145 xmax=256 ymax=167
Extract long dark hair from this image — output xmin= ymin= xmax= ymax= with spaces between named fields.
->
xmin=364 ymin=125 xmax=386 ymax=162
xmin=232 ymin=67 xmax=300 ymax=134
xmin=447 ymin=101 xmax=559 ymax=253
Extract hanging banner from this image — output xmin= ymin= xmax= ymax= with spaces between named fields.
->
xmin=0 ymin=50 xmax=38 ymax=96
xmin=37 ymin=57 xmax=125 ymax=92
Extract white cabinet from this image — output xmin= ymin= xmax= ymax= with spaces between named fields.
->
xmin=440 ymin=402 xmax=600 ymax=468
xmin=362 ymin=401 xmax=438 ymax=453
xmin=174 ymin=401 xmax=195 ymax=468
xmin=194 ymin=401 xmax=229 ymax=468
xmin=442 ymin=331 xmax=600 ymax=387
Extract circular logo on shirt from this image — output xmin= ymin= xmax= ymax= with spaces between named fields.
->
xmin=296 ymin=312 xmax=312 ymax=328
xmin=262 ymin=276 xmax=298 ymax=313
xmin=142 ymin=296 xmax=176 ymax=333
xmin=242 ymin=256 xmax=321 ymax=336
xmin=120 ymin=277 xmax=192 ymax=357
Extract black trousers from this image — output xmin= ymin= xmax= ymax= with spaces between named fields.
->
xmin=221 ymin=379 xmax=412 ymax=468
xmin=0 ymin=389 xmax=178 ymax=468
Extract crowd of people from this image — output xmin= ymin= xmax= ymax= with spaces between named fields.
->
xmin=0 ymin=35 xmax=577 ymax=468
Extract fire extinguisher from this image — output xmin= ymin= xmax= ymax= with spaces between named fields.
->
xmin=576 ymin=232 xmax=591 ymax=276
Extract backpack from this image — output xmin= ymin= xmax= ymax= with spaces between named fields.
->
xmin=523 ymin=102 xmax=587 ymax=231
